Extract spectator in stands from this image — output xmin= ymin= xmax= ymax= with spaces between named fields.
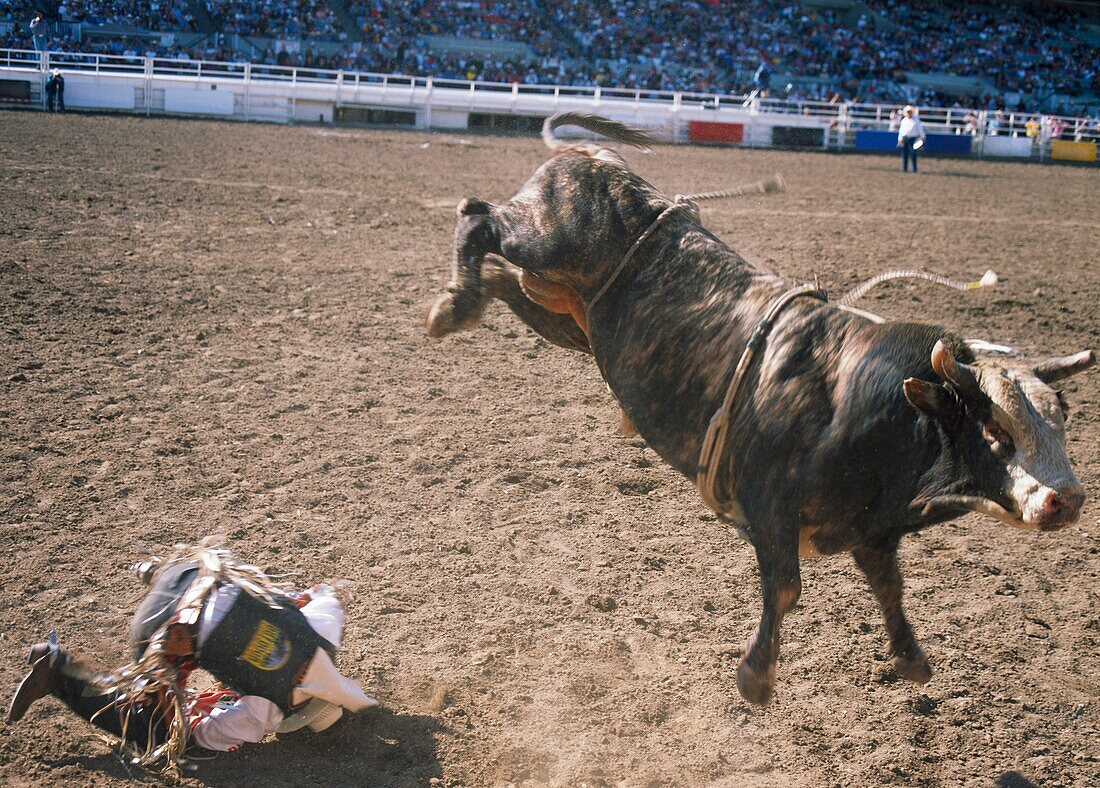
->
xmin=45 ymin=69 xmax=65 ymax=112
xmin=897 ymin=104 xmax=925 ymax=173
xmin=1047 ymin=113 xmax=1064 ymax=138
xmin=754 ymin=59 xmax=771 ymax=98
xmin=2 ymin=0 xmax=1098 ymax=120
xmin=986 ymin=110 xmax=1003 ymax=136
xmin=962 ymin=111 xmax=979 ymax=136
xmin=29 ymin=12 xmax=46 ymax=52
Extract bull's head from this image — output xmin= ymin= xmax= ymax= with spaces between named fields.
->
xmin=904 ymin=341 xmax=1094 ymax=531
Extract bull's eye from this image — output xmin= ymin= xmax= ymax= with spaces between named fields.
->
xmin=983 ymin=422 xmax=1015 ymax=454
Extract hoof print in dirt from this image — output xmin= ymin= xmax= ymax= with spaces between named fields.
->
xmin=586 ymin=594 xmax=617 ymax=612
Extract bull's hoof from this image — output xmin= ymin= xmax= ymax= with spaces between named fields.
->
xmin=893 ymin=648 xmax=933 ymax=685
xmin=426 ymin=290 xmax=479 ymax=338
xmin=618 ymin=409 xmax=639 ymax=437
xmin=737 ymin=658 xmax=775 ymax=707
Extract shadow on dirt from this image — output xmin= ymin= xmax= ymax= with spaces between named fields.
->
xmin=863 ymin=164 xmax=992 ymax=179
xmin=194 ymin=708 xmax=443 ymax=787
xmin=996 ymin=772 xmax=1039 ymax=788
xmin=39 ymin=708 xmax=442 ymax=786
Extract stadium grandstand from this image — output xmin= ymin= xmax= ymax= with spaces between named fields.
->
xmin=1 ymin=0 xmax=1098 ymax=117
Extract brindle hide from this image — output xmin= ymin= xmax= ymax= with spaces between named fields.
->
xmin=426 ymin=112 xmax=1094 ymax=707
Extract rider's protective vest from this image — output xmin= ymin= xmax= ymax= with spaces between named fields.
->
xmin=198 ymin=588 xmax=334 ymax=714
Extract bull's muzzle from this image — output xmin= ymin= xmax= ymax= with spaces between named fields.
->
xmin=1032 ymin=484 xmax=1086 ymax=531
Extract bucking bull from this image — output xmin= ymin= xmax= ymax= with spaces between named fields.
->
xmin=427 ymin=113 xmax=1094 ymax=706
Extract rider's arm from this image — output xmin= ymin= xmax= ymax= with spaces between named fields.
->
xmin=190 ymin=695 xmax=283 ymax=752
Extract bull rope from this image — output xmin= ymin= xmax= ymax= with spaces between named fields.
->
xmin=695 ymin=283 xmax=827 ymax=523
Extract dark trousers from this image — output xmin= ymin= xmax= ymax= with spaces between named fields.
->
xmin=902 ymin=137 xmax=918 ymax=172
xmin=46 ymin=92 xmax=63 ymax=111
xmin=51 ymin=661 xmax=168 ymax=751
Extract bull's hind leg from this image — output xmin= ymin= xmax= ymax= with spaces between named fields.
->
xmin=738 ymin=534 xmax=802 ymax=706
xmin=427 ymin=199 xmax=503 ymax=337
xmin=852 ymin=545 xmax=932 ymax=684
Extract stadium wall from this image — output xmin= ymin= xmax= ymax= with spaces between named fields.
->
xmin=2 ymin=49 xmax=1096 ymax=166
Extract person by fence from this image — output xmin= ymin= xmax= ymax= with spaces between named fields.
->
xmin=45 ymin=69 xmax=64 ymax=111
xmin=897 ymin=104 xmax=926 ymax=173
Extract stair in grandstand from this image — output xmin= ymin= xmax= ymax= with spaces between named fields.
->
xmin=325 ymin=0 xmax=363 ymax=41
xmin=184 ymin=0 xmax=217 ymax=34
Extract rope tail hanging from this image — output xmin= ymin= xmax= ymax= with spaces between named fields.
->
xmin=839 ymin=268 xmax=998 ymax=307
xmin=676 ymin=173 xmax=786 ymax=204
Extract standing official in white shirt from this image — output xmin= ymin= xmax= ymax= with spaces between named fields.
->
xmin=897 ymin=105 xmax=926 ymax=173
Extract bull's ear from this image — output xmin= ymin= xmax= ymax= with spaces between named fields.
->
xmin=904 ymin=378 xmax=957 ymax=419
xmin=1033 ymin=350 xmax=1095 ymax=384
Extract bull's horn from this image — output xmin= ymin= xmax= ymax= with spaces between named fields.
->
xmin=1033 ymin=350 xmax=1096 ymax=384
xmin=931 ymin=340 xmax=981 ymax=394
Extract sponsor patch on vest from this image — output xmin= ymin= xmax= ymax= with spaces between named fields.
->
xmin=240 ymin=620 xmax=292 ymax=671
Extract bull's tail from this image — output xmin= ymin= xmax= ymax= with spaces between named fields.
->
xmin=541 ymin=112 xmax=655 ymax=156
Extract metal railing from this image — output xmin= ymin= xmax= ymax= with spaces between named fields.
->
xmin=2 ymin=47 xmax=1097 ymax=149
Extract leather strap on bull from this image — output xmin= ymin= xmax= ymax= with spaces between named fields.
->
xmin=696 ymin=283 xmax=827 ymax=524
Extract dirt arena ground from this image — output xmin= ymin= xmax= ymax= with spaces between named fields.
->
xmin=0 ymin=112 xmax=1097 ymax=787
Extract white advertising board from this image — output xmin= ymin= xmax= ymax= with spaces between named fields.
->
xmin=982 ymin=135 xmax=1033 ymax=158
xmin=67 ymin=79 xmax=134 ymax=109
xmin=164 ymin=86 xmax=234 ymax=115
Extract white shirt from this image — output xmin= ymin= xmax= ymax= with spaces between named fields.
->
xmin=190 ymin=585 xmax=362 ymax=751
xmin=898 ymin=116 xmax=925 ymax=140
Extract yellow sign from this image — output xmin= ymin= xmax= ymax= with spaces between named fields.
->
xmin=1051 ymin=140 xmax=1097 ymax=163
xmin=240 ymin=620 xmax=292 ymax=671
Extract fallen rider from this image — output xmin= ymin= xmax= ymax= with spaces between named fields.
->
xmin=7 ymin=540 xmax=378 ymax=773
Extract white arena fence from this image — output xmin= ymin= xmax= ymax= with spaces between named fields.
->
xmin=2 ymin=48 xmax=1097 ymax=165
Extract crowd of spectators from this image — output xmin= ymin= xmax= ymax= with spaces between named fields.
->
xmin=208 ymin=1 xmax=340 ymax=41
xmin=0 ymin=0 xmax=197 ymax=31
xmin=1 ymin=0 xmax=1097 ymax=116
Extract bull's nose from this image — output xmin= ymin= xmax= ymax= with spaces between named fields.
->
xmin=1041 ymin=486 xmax=1086 ymax=527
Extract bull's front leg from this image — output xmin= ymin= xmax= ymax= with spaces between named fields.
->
xmin=427 ymin=199 xmax=503 ymax=338
xmin=852 ymin=545 xmax=932 ymax=684
xmin=486 ymin=265 xmax=591 ymax=353
xmin=738 ymin=533 xmax=802 ymax=706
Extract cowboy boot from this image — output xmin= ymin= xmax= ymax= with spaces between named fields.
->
xmin=8 ymin=633 xmax=63 ymax=723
